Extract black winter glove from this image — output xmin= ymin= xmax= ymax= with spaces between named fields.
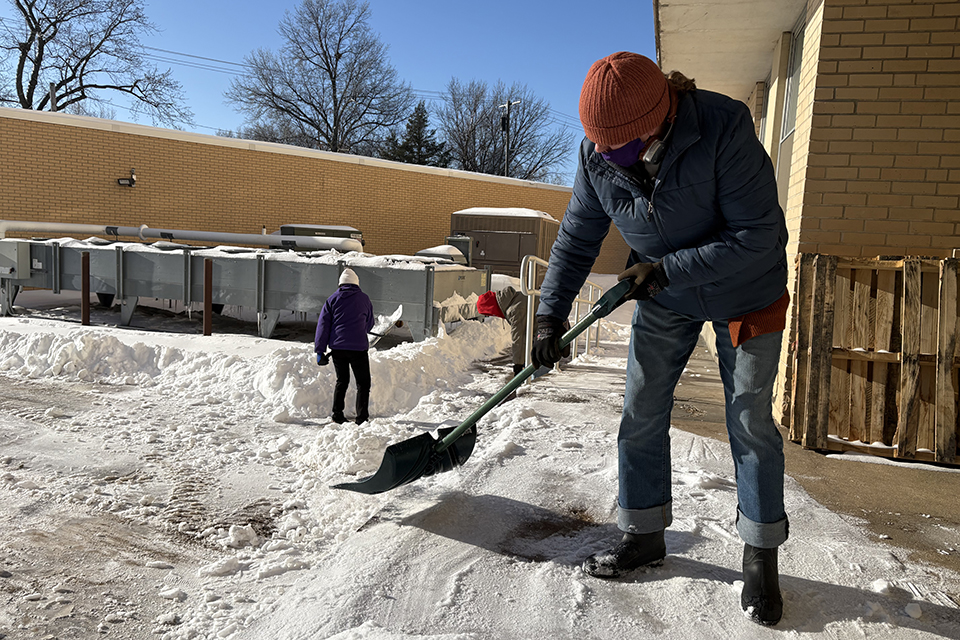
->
xmin=618 ymin=262 xmax=669 ymax=301
xmin=531 ymin=315 xmax=566 ymax=369
xmin=317 ymin=352 xmax=330 ymax=366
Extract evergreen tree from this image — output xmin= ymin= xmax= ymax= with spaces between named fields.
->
xmin=381 ymin=101 xmax=450 ymax=167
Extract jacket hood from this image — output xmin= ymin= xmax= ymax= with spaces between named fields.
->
xmin=476 ymin=290 xmax=505 ymax=318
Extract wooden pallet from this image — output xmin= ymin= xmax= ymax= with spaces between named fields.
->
xmin=788 ymin=254 xmax=959 ymax=464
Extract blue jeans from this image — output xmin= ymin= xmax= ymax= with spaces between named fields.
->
xmin=617 ymin=299 xmax=788 ymax=549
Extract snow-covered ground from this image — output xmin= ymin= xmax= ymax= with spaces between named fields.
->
xmin=1 ymin=275 xmax=959 ymax=639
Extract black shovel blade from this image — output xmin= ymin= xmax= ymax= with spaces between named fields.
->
xmin=333 ymin=424 xmax=477 ymax=494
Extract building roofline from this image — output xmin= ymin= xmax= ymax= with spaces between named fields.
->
xmin=0 ymin=106 xmax=571 ymax=193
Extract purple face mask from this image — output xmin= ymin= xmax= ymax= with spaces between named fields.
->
xmin=600 ymin=137 xmax=647 ymax=166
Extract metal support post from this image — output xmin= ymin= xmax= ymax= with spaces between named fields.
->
xmin=81 ymin=252 xmax=90 ymax=325
xmin=52 ymin=243 xmax=61 ymax=294
xmin=203 ymin=258 xmax=213 ymax=336
xmin=425 ymin=265 xmax=435 ymax=339
xmin=182 ymin=249 xmax=192 ymax=306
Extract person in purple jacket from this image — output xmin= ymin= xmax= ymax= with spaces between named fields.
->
xmin=315 ymin=268 xmax=375 ymax=424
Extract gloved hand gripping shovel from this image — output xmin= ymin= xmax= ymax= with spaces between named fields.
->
xmin=333 ymin=279 xmax=632 ymax=495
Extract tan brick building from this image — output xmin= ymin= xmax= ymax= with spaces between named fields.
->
xmin=656 ymin=0 xmax=960 ymax=420
xmin=0 ymin=107 xmax=632 ymax=274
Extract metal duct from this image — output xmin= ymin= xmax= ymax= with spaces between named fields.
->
xmin=0 ymin=220 xmax=363 ymax=252
xmin=137 ymin=226 xmax=362 ymax=252
xmin=0 ymin=220 xmax=143 ymax=240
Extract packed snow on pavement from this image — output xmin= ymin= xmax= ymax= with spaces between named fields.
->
xmin=1 ymin=274 xmax=960 ymax=640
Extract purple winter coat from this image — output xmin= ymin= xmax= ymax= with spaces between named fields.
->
xmin=315 ymin=284 xmax=375 ymax=353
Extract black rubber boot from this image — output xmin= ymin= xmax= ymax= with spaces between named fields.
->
xmin=741 ymin=543 xmax=783 ymax=626
xmin=582 ymin=530 xmax=666 ymax=578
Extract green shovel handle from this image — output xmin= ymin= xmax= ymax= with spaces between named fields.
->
xmin=435 ymin=279 xmax=632 ymax=452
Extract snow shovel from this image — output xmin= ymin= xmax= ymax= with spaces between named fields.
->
xmin=368 ymin=305 xmax=403 ymax=348
xmin=333 ymin=279 xmax=632 ymax=495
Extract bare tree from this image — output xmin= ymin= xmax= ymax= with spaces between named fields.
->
xmin=0 ymin=0 xmax=192 ymax=126
xmin=225 ymin=0 xmax=412 ymax=154
xmin=437 ymin=78 xmax=502 ymax=175
xmin=438 ymin=78 xmax=574 ymax=183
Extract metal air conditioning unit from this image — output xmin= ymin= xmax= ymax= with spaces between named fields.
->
xmin=444 ymin=235 xmax=473 ymax=267
xmin=450 ymin=207 xmax=560 ymax=277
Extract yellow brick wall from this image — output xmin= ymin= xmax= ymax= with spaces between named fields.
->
xmin=0 ymin=108 xmax=632 ymax=275
xmin=800 ymin=0 xmax=960 ymax=258
xmin=773 ymin=0 xmax=960 ymax=425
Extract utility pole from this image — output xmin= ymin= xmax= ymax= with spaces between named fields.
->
xmin=499 ymin=99 xmax=521 ymax=177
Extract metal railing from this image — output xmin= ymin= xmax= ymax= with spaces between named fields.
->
xmin=519 ymin=255 xmax=606 ymax=369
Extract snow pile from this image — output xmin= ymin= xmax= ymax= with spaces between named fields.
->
xmin=0 ymin=313 xmax=510 ymax=423
xmin=1 ymin=286 xmax=959 ymax=640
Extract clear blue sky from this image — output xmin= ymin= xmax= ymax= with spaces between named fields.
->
xmin=3 ymin=0 xmax=658 ymax=183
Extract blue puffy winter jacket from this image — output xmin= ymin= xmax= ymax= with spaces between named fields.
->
xmin=538 ymin=89 xmax=788 ymax=321
xmin=315 ymin=284 xmax=375 ymax=353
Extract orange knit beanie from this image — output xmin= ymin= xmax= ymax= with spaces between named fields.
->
xmin=579 ymin=52 xmax=670 ymax=147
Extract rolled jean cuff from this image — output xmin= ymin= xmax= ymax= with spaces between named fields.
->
xmin=736 ymin=507 xmax=789 ymax=548
xmin=618 ymin=500 xmax=673 ymax=534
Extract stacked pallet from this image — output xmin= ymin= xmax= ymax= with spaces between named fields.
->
xmin=788 ymin=254 xmax=959 ymax=465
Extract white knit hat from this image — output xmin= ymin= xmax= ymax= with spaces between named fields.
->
xmin=339 ymin=268 xmax=359 ymax=286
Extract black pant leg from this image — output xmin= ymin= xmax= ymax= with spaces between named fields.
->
xmin=351 ymin=351 xmax=371 ymax=422
xmin=331 ymin=351 xmax=351 ymax=419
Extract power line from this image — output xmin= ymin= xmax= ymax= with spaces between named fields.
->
xmin=93 ymin=97 xmax=227 ymax=133
xmin=142 ymin=46 xmax=250 ymax=69
xmin=547 ymin=107 xmax=580 ymax=126
xmin=137 ymin=44 xmax=584 ymax=127
xmin=411 ymin=88 xmax=445 ymax=97
xmin=143 ymin=53 xmax=242 ymax=76
xmin=58 ymin=42 xmax=581 ymax=142
xmin=412 ymin=91 xmax=445 ymax=101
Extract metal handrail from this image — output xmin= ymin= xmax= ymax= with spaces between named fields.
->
xmin=519 ymin=255 xmax=606 ymax=369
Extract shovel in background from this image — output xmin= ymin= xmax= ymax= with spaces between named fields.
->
xmin=333 ymin=279 xmax=632 ymax=495
xmin=368 ymin=305 xmax=403 ymax=348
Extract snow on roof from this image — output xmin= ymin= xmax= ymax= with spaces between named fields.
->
xmin=452 ymin=207 xmax=558 ymax=221
xmin=46 ymin=237 xmax=471 ymax=271
xmin=279 ymin=224 xmax=361 ymax=232
xmin=416 ymin=244 xmax=464 ymax=256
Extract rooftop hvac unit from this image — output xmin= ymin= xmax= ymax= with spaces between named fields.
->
xmin=450 ymin=208 xmax=559 ymax=277
xmin=444 ymin=235 xmax=473 ymax=267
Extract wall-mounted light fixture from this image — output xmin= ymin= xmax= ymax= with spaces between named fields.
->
xmin=117 ymin=168 xmax=136 ymax=187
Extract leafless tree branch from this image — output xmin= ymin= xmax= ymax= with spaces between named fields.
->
xmin=0 ymin=0 xmax=192 ymax=127
xmin=438 ymin=78 xmax=574 ymax=182
xmin=225 ymin=0 xmax=412 ymax=154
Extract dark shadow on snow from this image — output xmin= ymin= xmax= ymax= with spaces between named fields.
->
xmin=400 ymin=492 xmax=699 ymax=564
xmin=399 ymin=492 xmax=960 ymax=637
